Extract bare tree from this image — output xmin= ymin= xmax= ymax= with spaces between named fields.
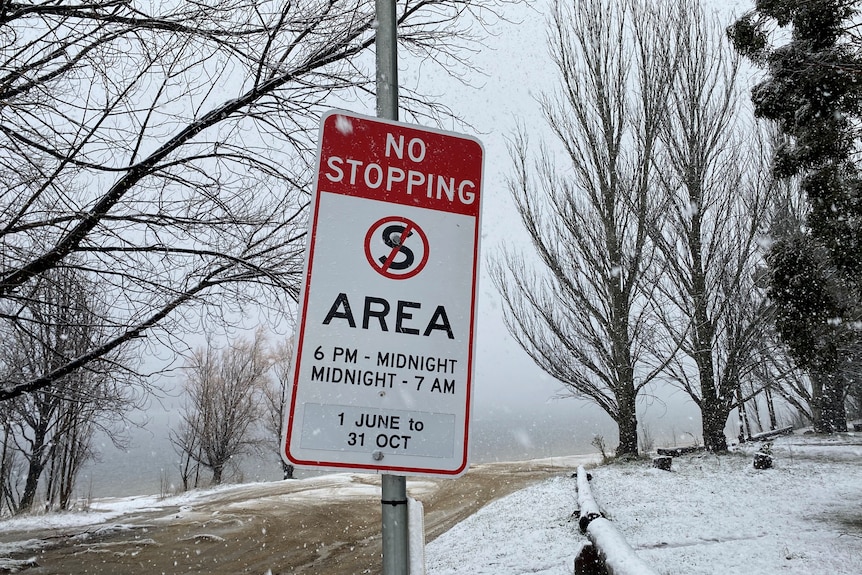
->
xmin=263 ymin=337 xmax=295 ymax=479
xmin=169 ymin=415 xmax=203 ymax=492
xmin=491 ymin=0 xmax=676 ymax=457
xmin=644 ymin=1 xmax=780 ymax=452
xmin=0 ymin=0 xmax=516 ymax=402
xmin=43 ymin=395 xmax=98 ymax=510
xmin=0 ymin=267 xmax=138 ymax=513
xmin=174 ymin=332 xmax=270 ymax=485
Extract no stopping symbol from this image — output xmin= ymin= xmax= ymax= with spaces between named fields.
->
xmin=364 ymin=216 xmax=429 ymax=279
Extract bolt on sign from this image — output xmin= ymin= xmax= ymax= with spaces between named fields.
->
xmin=283 ymin=110 xmax=484 ymax=476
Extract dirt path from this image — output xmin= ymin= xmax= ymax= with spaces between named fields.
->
xmin=0 ymin=459 xmax=587 ymax=574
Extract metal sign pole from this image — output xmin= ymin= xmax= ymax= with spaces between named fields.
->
xmin=381 ymin=474 xmax=409 ymax=575
xmin=376 ymin=2 xmax=409 ymax=575
xmin=376 ymin=0 xmax=399 ymax=121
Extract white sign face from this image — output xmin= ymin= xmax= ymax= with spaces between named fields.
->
xmin=283 ymin=110 xmax=484 ymax=477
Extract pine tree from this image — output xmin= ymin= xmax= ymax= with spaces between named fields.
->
xmin=730 ymin=0 xmax=862 ymax=432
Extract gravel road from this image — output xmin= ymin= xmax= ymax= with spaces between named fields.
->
xmin=0 ymin=459 xmax=587 ymax=574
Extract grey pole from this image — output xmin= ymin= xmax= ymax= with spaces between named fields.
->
xmin=376 ymin=2 xmax=409 ymax=575
xmin=376 ymin=0 xmax=399 ymax=121
xmin=381 ymin=474 xmax=409 ymax=575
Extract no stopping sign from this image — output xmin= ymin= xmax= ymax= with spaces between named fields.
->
xmin=284 ymin=110 xmax=484 ymax=477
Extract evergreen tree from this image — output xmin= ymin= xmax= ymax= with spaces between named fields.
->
xmin=730 ymin=0 xmax=862 ymax=432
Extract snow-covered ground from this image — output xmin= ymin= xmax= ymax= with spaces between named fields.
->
xmin=1 ymin=433 xmax=860 ymax=574
xmin=426 ymin=433 xmax=862 ymax=575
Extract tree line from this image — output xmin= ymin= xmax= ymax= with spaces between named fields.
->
xmin=493 ymin=0 xmax=862 ymax=456
xmin=169 ymin=331 xmax=295 ymax=490
xmin=1 ymin=267 xmax=140 ymax=514
xmin=1 ymin=324 xmax=289 ymax=514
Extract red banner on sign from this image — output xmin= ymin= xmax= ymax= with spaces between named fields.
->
xmin=317 ymin=113 xmax=483 ymax=217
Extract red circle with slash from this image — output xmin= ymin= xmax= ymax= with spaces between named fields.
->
xmin=364 ymin=216 xmax=430 ymax=280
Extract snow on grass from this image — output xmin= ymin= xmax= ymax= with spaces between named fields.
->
xmin=427 ymin=475 xmax=581 ymax=575
xmin=427 ymin=433 xmax=862 ymax=575
xmin=0 ymin=556 xmax=38 ymax=573
xmin=0 ymin=472 xmax=368 ymax=536
xmin=594 ymin=437 xmax=862 ymax=574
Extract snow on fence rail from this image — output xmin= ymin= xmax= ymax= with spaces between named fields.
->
xmin=655 ymin=445 xmax=703 ymax=457
xmin=574 ymin=466 xmax=659 ymax=575
xmin=747 ymin=425 xmax=794 ymax=442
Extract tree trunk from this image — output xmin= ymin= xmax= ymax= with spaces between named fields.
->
xmin=18 ymin=428 xmax=49 ymax=513
xmin=689 ymin=255 xmax=729 ymax=452
xmin=610 ymin=294 xmax=639 ymax=458
xmin=748 ymin=390 xmax=764 ymax=433
xmin=810 ymin=373 xmax=824 ymax=430
xmin=615 ymin=392 xmax=639 ymax=457
xmin=817 ymin=373 xmax=847 ymax=432
xmin=695 ymin=370 xmax=729 ymax=451
xmin=765 ymin=386 xmax=778 ymax=430
xmin=19 ymin=461 xmax=44 ymax=513
xmin=703 ymin=419 xmax=729 ymax=452
xmin=701 ymin=391 xmax=729 ymax=452
xmin=0 ymin=424 xmax=13 ymax=513
xmin=735 ymin=387 xmax=751 ymax=442
xmin=212 ymin=465 xmax=224 ymax=485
